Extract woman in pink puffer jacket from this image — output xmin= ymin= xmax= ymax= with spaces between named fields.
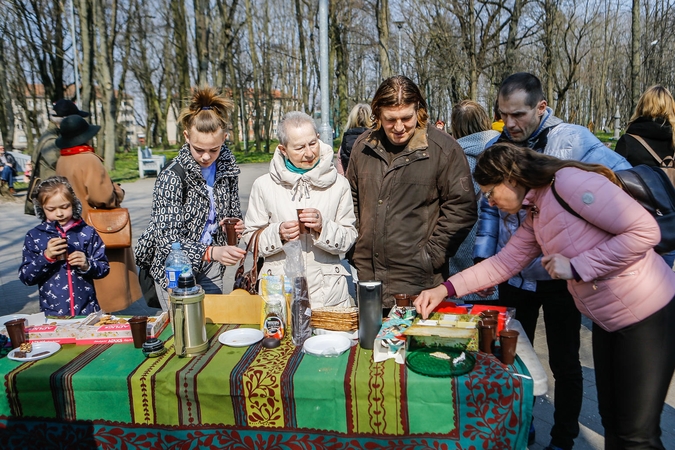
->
xmin=415 ymin=143 xmax=675 ymax=449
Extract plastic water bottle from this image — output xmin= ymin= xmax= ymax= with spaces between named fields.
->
xmin=165 ymin=242 xmax=192 ymax=290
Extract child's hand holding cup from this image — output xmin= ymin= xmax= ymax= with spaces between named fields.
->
xmin=46 ymin=237 xmax=68 ymax=261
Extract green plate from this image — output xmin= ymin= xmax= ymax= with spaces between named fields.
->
xmin=406 ymin=348 xmax=476 ymax=377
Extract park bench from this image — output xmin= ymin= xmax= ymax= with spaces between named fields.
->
xmin=8 ymin=151 xmax=31 ymax=173
xmin=137 ymin=146 xmax=165 ymax=179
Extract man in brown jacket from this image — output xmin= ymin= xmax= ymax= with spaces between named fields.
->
xmin=346 ymin=76 xmax=477 ymax=308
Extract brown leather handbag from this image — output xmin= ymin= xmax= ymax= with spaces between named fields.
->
xmin=233 ymin=227 xmax=265 ymax=294
xmin=87 ymin=208 xmax=132 ymax=249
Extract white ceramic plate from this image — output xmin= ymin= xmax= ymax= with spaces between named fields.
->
xmin=303 ymin=334 xmax=351 ymax=357
xmin=218 ymin=328 xmax=264 ymax=347
xmin=0 ymin=314 xmax=29 ymax=327
xmin=8 ymin=342 xmax=61 ymax=362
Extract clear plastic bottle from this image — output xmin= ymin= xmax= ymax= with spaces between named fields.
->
xmin=165 ymin=242 xmax=192 ymax=290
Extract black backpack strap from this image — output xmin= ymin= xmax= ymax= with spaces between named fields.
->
xmin=551 ymin=178 xmax=583 ymax=220
xmin=164 ymin=160 xmax=188 ymax=201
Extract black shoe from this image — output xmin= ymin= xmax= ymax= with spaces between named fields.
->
xmin=544 ymin=446 xmax=564 ymax=450
xmin=528 ymin=423 xmax=535 ymax=445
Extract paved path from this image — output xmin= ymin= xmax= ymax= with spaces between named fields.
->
xmin=0 ymin=162 xmax=673 ymax=449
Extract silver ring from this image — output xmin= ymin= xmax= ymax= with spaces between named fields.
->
xmin=315 ymin=213 xmax=319 ymax=219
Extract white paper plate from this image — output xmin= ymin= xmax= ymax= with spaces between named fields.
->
xmin=8 ymin=342 xmax=61 ymax=362
xmin=218 ymin=328 xmax=264 ymax=347
xmin=303 ymin=334 xmax=351 ymax=357
xmin=0 ymin=314 xmax=29 ymax=327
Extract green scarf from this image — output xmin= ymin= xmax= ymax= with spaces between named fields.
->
xmin=285 ymin=156 xmax=320 ymax=174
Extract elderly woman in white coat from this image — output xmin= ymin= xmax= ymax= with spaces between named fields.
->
xmin=243 ymin=112 xmax=357 ymax=308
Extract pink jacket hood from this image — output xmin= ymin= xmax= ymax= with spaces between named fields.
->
xmin=450 ymin=167 xmax=675 ymax=331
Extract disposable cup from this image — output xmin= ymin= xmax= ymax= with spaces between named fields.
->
xmin=394 ymin=294 xmax=411 ymax=307
xmin=478 ymin=319 xmax=496 ymax=354
xmin=129 ymin=316 xmax=148 ymax=349
xmin=4 ymin=319 xmax=26 ymax=349
xmin=480 ymin=309 xmax=500 ymax=321
xmin=499 ymin=329 xmax=520 ymax=365
xmin=223 ymin=218 xmax=239 ymax=246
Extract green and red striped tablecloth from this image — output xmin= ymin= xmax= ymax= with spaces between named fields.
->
xmin=0 ymin=324 xmax=532 ymax=449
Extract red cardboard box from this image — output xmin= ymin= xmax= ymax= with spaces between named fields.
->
xmin=75 ymin=312 xmax=169 ymax=345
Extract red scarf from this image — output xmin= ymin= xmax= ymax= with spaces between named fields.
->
xmin=60 ymin=144 xmax=95 ymax=156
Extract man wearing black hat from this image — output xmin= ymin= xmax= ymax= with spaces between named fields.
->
xmin=55 ymin=114 xmax=142 ymax=313
xmin=25 ymin=99 xmax=89 ymax=215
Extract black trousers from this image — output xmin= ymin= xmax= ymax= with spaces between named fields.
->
xmin=593 ymin=296 xmax=675 ymax=450
xmin=498 ymin=281 xmax=583 ymax=450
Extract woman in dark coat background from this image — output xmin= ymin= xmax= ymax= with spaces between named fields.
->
xmin=336 ymin=104 xmax=372 ymax=175
xmin=615 ymin=84 xmax=675 ymax=268
xmin=615 ymin=85 xmax=675 ymax=167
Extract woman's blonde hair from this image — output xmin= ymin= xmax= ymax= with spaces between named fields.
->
xmin=177 ymin=86 xmax=234 ymax=135
xmin=629 ymin=85 xmax=675 ymax=148
xmin=345 ymin=104 xmax=373 ymax=130
xmin=474 ymin=143 xmax=619 ymax=189
xmin=450 ymin=100 xmax=491 ymax=139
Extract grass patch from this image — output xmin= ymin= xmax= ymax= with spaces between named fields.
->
xmin=108 ymin=147 xmax=278 ymax=183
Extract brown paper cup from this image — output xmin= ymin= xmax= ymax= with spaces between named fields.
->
xmin=480 ymin=309 xmax=500 ymax=321
xmin=499 ymin=329 xmax=520 ymax=365
xmin=478 ymin=320 xmax=496 ymax=354
xmin=223 ymin=218 xmax=239 ymax=246
xmin=297 ymin=209 xmax=309 ymax=234
xmin=394 ymin=294 xmax=411 ymax=307
xmin=129 ymin=316 xmax=148 ymax=348
xmin=4 ymin=319 xmax=26 ymax=349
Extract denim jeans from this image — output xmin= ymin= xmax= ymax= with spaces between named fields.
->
xmin=0 ymin=166 xmax=14 ymax=188
xmin=498 ymin=280 xmax=583 ymax=450
xmin=593 ymin=296 xmax=675 ymax=449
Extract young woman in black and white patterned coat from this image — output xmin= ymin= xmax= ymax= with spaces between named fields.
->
xmin=135 ymin=87 xmax=246 ymax=310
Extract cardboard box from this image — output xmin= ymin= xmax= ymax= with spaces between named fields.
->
xmin=203 ymin=291 xmax=262 ymax=324
xmin=74 ymin=312 xmax=168 ymax=345
xmin=404 ymin=313 xmax=479 ymax=352
xmin=26 ymin=322 xmax=79 ymax=344
xmin=0 ymin=313 xmax=81 ymax=344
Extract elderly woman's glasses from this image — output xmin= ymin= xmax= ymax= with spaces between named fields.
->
xmin=481 ymin=186 xmax=496 ymax=202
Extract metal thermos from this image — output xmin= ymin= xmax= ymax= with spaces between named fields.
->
xmin=357 ymin=281 xmax=382 ymax=350
xmin=169 ymin=273 xmax=208 ymax=357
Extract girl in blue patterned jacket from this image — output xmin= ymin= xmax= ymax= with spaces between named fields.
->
xmin=19 ymin=177 xmax=109 ymax=316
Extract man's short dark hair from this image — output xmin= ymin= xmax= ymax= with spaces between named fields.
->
xmin=498 ymin=73 xmax=545 ymax=108
xmin=371 ymin=76 xmax=429 ymax=130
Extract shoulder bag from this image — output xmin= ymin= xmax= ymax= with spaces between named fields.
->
xmin=628 ymin=133 xmax=675 ymax=186
xmin=87 ymin=207 xmax=132 ymax=249
xmin=233 ymin=227 xmax=266 ymax=295
xmin=551 ymin=165 xmax=675 ymax=254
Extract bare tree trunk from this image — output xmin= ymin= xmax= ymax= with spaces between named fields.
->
xmin=92 ymin=0 xmax=117 ymax=169
xmin=0 ymin=39 xmax=15 ymax=149
xmin=330 ymin=1 xmax=348 ymax=131
xmin=194 ymin=0 xmax=210 ymax=87
xmin=502 ymin=0 xmax=524 ymax=82
xmin=375 ymin=0 xmax=392 ymax=80
xmin=543 ymin=0 xmax=556 ymax=106
xmin=294 ymin=0 xmax=309 ymax=111
xmin=244 ymin=0 xmax=263 ymax=152
xmin=172 ymin=0 xmax=192 ymax=108
xmin=77 ymin=0 xmax=95 ymax=112
xmin=215 ymin=0 xmax=241 ymax=150
xmin=630 ymin=0 xmax=641 ymax=113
